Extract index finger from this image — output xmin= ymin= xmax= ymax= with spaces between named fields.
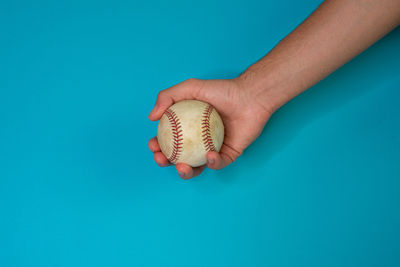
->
xmin=148 ymin=78 xmax=204 ymax=121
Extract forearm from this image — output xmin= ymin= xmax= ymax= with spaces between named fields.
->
xmin=236 ymin=0 xmax=400 ymax=113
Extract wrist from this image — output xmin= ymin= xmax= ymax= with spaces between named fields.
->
xmin=233 ymin=68 xmax=290 ymax=115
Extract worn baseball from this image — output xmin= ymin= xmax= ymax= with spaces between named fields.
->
xmin=157 ymin=100 xmax=225 ymax=167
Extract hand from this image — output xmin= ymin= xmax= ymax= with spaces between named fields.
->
xmin=148 ymin=78 xmax=273 ymax=179
xmin=153 ymin=0 xmax=400 ymax=179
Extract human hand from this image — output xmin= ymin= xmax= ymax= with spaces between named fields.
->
xmin=151 ymin=0 xmax=400 ymax=179
xmin=148 ymin=78 xmax=274 ymax=179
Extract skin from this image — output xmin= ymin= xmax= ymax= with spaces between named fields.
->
xmin=148 ymin=0 xmax=400 ymax=179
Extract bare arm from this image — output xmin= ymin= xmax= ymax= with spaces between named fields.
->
xmin=149 ymin=0 xmax=400 ymax=179
xmin=237 ymin=0 xmax=400 ymax=112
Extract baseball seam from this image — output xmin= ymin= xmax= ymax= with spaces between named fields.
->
xmin=202 ymin=104 xmax=216 ymax=152
xmin=164 ymin=108 xmax=183 ymax=163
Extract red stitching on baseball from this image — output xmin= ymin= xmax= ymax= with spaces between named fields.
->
xmin=202 ymin=104 xmax=216 ymax=152
xmin=164 ymin=108 xmax=183 ymax=163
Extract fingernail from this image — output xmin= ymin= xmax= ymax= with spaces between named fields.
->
xmin=207 ymin=158 xmax=214 ymax=165
xmin=178 ymin=171 xmax=185 ymax=178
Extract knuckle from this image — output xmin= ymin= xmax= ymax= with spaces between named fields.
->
xmin=156 ymin=90 xmax=169 ymax=103
xmin=185 ymin=78 xmax=199 ymax=85
xmin=157 ymin=90 xmax=166 ymax=99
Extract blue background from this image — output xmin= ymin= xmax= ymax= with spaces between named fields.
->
xmin=1 ymin=0 xmax=399 ymax=266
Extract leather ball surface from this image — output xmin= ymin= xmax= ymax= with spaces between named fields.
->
xmin=157 ymin=100 xmax=225 ymax=167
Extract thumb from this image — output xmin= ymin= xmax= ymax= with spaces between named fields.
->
xmin=206 ymin=144 xmax=242 ymax=170
xmin=148 ymin=78 xmax=204 ymax=121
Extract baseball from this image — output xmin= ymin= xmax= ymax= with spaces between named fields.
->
xmin=157 ymin=100 xmax=225 ymax=167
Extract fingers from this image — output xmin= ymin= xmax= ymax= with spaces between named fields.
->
xmin=175 ymin=163 xmax=206 ymax=180
xmin=148 ymin=137 xmax=160 ymax=153
xmin=148 ymin=90 xmax=174 ymax=121
xmin=148 ymin=78 xmax=203 ymax=121
xmin=154 ymin=152 xmax=171 ymax=167
xmin=206 ymin=144 xmax=241 ymax=170
xmin=205 ymin=151 xmax=232 ymax=170
xmin=149 ymin=136 xmax=208 ymax=178
xmin=149 ymin=137 xmax=171 ymax=167
xmin=150 ymin=136 xmax=241 ymax=177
